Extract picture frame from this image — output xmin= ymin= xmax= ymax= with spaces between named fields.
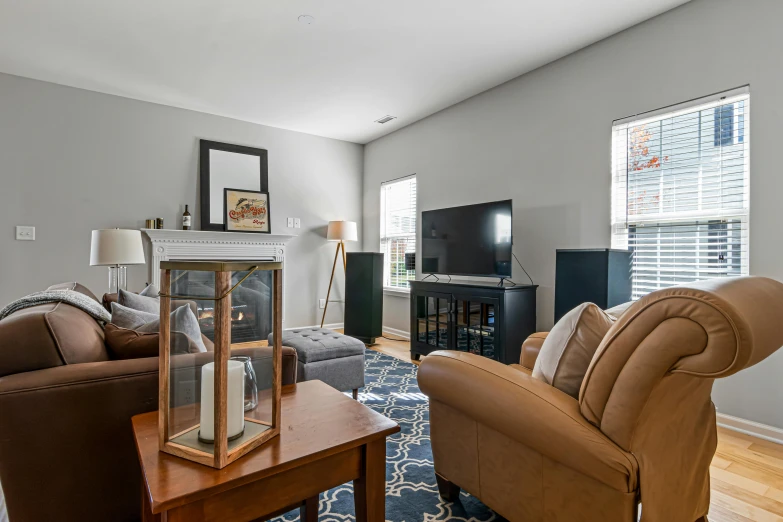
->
xmin=200 ymin=140 xmax=269 ymax=232
xmin=223 ymin=188 xmax=271 ymax=233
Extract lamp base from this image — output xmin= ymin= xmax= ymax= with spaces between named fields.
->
xmin=108 ymin=265 xmax=127 ymax=294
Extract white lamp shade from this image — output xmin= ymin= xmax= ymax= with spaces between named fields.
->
xmin=90 ymin=229 xmax=146 ymax=266
xmin=326 ymin=221 xmax=357 ymax=242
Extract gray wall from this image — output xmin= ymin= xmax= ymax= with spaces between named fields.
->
xmin=363 ymin=0 xmax=783 ymax=427
xmin=0 ymin=72 xmax=363 ymax=328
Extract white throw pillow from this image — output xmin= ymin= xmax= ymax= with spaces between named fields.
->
xmin=605 ymin=301 xmax=634 ymax=321
xmin=532 ymin=303 xmax=614 ymax=398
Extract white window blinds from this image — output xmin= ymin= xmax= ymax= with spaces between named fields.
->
xmin=380 ymin=175 xmax=417 ymax=289
xmin=611 ymin=88 xmax=750 ymax=300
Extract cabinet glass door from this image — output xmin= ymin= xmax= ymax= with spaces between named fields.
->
xmin=414 ymin=293 xmax=451 ymax=349
xmin=454 ymin=296 xmax=498 ymax=360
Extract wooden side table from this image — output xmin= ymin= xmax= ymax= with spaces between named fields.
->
xmin=133 ymin=380 xmax=400 ymax=522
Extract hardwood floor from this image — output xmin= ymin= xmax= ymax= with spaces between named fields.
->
xmin=366 ymin=334 xmax=783 ymax=521
xmin=367 ymin=333 xmax=420 ymax=365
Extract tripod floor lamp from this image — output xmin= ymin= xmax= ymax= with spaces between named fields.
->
xmin=321 ymin=220 xmax=358 ymax=328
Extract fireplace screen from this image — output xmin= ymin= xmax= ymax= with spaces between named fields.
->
xmin=171 ymin=267 xmax=273 ymax=344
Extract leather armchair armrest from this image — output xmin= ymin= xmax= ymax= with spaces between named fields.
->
xmin=520 ymin=332 xmax=548 ymax=369
xmin=418 ymin=351 xmax=638 ymax=492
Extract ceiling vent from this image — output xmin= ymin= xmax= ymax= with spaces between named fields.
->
xmin=374 ymin=115 xmax=397 ymax=124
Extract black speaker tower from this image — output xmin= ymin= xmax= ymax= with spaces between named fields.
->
xmin=554 ymin=249 xmax=633 ymax=323
xmin=344 ymin=253 xmax=384 ymax=344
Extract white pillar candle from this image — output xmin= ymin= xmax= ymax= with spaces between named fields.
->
xmin=199 ymin=360 xmax=245 ymax=442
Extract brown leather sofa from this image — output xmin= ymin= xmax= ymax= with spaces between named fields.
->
xmin=418 ymin=276 xmax=783 ymax=522
xmin=0 ymin=283 xmax=298 ymax=522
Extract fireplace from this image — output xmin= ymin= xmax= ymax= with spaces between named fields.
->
xmin=142 ymin=229 xmax=295 ymax=335
xmin=171 ymin=268 xmax=273 ymax=344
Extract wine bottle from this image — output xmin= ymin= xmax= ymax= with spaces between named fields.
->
xmin=182 ymin=205 xmax=192 ymax=230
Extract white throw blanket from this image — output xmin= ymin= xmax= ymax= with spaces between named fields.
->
xmin=0 ymin=290 xmax=111 ymax=325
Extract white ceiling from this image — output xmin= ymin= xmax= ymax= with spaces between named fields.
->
xmin=0 ymin=0 xmax=690 ymax=144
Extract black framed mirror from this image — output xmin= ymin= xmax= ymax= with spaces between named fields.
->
xmin=199 ymin=140 xmax=269 ymax=231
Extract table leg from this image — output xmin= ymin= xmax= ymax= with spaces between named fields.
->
xmin=353 ymin=438 xmax=386 ymax=522
xmin=300 ymin=495 xmax=319 ymax=522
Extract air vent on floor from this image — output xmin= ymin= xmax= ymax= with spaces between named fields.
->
xmin=374 ymin=115 xmax=397 ymax=124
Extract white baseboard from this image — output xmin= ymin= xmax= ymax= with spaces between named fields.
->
xmin=286 ymin=323 xmax=410 ymax=339
xmin=717 ymin=413 xmax=783 ymax=445
xmin=382 ymin=326 xmax=410 ymax=340
xmin=286 ymin=323 xmax=343 ymax=331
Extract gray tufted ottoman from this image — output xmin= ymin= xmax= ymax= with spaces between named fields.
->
xmin=268 ymin=328 xmax=365 ymax=398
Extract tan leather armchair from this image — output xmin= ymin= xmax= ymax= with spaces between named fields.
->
xmin=418 ymin=276 xmax=783 ymax=522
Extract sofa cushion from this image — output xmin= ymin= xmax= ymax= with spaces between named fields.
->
xmin=105 ymin=323 xmax=212 ymax=359
xmin=46 ymin=282 xmax=99 ymax=302
xmin=118 ymin=288 xmax=159 ymax=314
xmin=0 ymin=301 xmax=109 ymax=378
xmin=532 ymin=303 xmax=613 ymax=398
xmin=268 ymin=328 xmax=365 ymax=363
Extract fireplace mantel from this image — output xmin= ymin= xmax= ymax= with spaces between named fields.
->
xmin=141 ymin=228 xmax=296 ymax=289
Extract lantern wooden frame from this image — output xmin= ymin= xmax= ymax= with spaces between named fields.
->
xmin=158 ymin=260 xmax=283 ymax=469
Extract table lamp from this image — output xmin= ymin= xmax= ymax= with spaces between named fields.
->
xmin=321 ymin=220 xmax=358 ymax=327
xmin=90 ymin=229 xmax=146 ymax=293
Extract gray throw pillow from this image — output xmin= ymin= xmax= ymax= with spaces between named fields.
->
xmin=111 ymin=302 xmax=157 ymax=330
xmin=137 ymin=305 xmax=207 ymax=353
xmin=118 ymin=287 xmax=159 ymax=314
xmin=139 ymin=284 xmax=160 ymax=298
xmin=110 ymin=302 xmax=206 ymax=353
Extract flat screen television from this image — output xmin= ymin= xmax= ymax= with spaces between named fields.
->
xmin=421 ymin=200 xmax=512 ymax=278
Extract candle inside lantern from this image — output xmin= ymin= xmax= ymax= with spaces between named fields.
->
xmin=199 ymin=360 xmax=245 ymax=442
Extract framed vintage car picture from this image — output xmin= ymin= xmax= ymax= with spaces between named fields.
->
xmin=224 ymin=188 xmax=271 ymax=233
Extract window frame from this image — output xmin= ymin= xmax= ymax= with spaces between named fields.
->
xmin=611 ymin=87 xmax=750 ymax=300
xmin=380 ymin=174 xmax=417 ymax=293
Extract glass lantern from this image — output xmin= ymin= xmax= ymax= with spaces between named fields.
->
xmin=157 ymin=260 xmax=282 ymax=469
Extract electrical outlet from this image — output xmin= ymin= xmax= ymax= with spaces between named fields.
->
xmin=294 ymin=218 xmax=301 ymax=229
xmin=287 ymin=217 xmax=294 ymax=227
xmin=180 ymin=380 xmax=197 ymax=404
xmin=319 ymin=298 xmax=325 ymax=309
xmin=15 ymin=225 xmax=35 ymax=241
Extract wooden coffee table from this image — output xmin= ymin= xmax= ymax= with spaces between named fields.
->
xmin=133 ymin=380 xmax=400 ymax=522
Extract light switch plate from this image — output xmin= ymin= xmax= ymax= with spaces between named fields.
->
xmin=287 ymin=217 xmax=294 ymax=228
xmin=294 ymin=218 xmax=301 ymax=229
xmin=319 ymin=298 xmax=326 ymax=309
xmin=16 ymin=225 xmax=35 ymax=241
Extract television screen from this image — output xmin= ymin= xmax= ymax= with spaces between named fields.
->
xmin=421 ymin=200 xmax=512 ymax=278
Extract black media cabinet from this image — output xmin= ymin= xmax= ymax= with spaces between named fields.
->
xmin=409 ymin=280 xmax=537 ymax=365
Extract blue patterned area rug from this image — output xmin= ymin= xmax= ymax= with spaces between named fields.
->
xmin=272 ymin=349 xmax=502 ymax=522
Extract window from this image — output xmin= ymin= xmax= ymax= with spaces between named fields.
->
xmin=611 ymin=88 xmax=749 ymax=300
xmin=380 ymin=175 xmax=417 ymax=290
